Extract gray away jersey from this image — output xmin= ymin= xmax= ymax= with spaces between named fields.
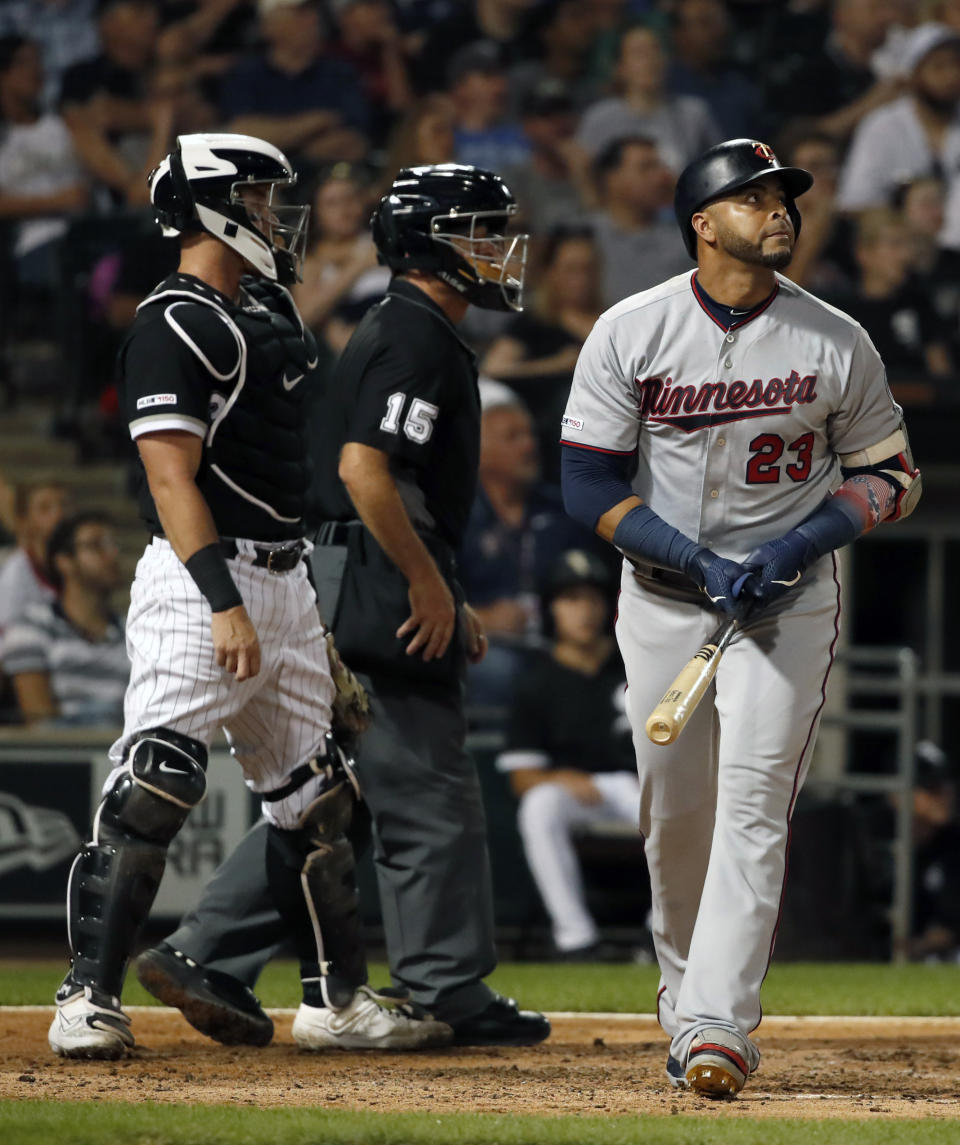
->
xmin=561 ymin=271 xmax=904 ymax=560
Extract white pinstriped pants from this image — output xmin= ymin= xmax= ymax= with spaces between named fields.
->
xmin=615 ymin=554 xmax=841 ymax=1070
xmin=104 ymin=538 xmax=336 ymax=829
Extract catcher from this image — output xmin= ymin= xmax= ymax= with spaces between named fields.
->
xmin=49 ymin=133 xmax=449 ymax=1058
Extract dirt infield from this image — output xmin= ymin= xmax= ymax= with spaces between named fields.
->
xmin=4 ymin=1010 xmax=960 ymax=1119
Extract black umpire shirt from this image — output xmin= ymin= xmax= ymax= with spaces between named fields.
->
xmin=312 ymin=277 xmax=480 ymax=551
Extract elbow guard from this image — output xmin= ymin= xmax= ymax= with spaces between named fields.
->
xmin=839 ymin=423 xmax=921 ymax=522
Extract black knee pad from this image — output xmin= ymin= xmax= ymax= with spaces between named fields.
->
xmin=265 ymin=779 xmax=366 ymax=1008
xmin=69 ymin=728 xmax=207 ymax=996
xmin=101 ymin=727 xmax=208 ymax=844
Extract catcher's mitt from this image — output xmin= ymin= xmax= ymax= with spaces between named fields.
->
xmin=325 ymin=630 xmax=371 ymax=745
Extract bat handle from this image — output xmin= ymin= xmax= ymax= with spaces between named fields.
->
xmin=647 ymin=718 xmax=675 ymax=746
xmin=643 ymin=613 xmax=743 ymax=747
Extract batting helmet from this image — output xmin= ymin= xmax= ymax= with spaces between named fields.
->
xmin=149 ymin=133 xmax=310 ymax=285
xmin=370 ymin=164 xmax=529 ymax=311
xmin=674 ymin=139 xmax=814 ymax=259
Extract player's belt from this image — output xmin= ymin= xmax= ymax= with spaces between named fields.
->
xmin=627 ymin=558 xmax=703 ymax=605
xmin=220 ymin=538 xmax=306 ymax=573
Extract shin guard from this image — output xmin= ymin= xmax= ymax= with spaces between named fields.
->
xmin=68 ymin=729 xmax=207 ymax=995
xmin=265 ymin=775 xmax=367 ymax=1008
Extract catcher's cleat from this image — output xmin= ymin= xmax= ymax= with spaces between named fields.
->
xmin=136 ymin=943 xmax=274 ymax=1047
xmin=49 ymin=974 xmax=135 ymax=1060
xmin=293 ymin=984 xmax=453 ymax=1051
xmin=684 ymin=1026 xmax=754 ymax=1099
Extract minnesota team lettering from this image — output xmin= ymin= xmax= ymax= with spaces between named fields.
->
xmin=635 ymin=370 xmax=818 ymax=431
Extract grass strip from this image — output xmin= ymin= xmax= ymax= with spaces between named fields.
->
xmin=4 ymin=1101 xmax=960 ymax=1145
xmin=6 ymin=961 xmax=960 ymax=1016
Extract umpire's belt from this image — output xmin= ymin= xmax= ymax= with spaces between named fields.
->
xmin=628 ymin=558 xmax=703 ymax=605
xmin=314 ymin=520 xmax=362 ymax=546
xmin=220 ymin=538 xmax=306 ymax=573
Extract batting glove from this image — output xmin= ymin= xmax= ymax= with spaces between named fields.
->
xmin=685 ymin=547 xmax=755 ymax=619
xmin=740 ymin=530 xmax=816 ymax=606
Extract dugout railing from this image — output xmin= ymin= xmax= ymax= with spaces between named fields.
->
xmin=812 ymin=645 xmax=919 ymax=963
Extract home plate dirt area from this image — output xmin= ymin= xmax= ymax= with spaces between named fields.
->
xmin=4 ymin=1012 xmax=960 ymax=1119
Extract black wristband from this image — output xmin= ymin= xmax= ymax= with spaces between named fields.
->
xmin=184 ymin=543 xmax=243 ymax=613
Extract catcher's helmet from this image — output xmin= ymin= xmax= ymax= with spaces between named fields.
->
xmin=674 ymin=138 xmax=813 ymax=259
xmin=149 ymin=133 xmax=310 ymax=285
xmin=370 ymin=164 xmax=528 ymax=311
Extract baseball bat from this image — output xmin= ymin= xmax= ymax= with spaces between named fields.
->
xmin=645 ymin=616 xmax=741 ymax=746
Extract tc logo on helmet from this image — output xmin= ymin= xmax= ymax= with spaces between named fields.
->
xmin=753 ymin=142 xmax=777 ymax=162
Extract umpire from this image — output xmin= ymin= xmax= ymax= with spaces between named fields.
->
xmin=138 ymin=165 xmax=551 ymax=1047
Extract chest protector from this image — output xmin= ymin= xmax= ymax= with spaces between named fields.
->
xmin=142 ymin=276 xmax=318 ymax=524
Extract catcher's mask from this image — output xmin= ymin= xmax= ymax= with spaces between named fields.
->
xmin=149 ymin=133 xmax=310 ymax=285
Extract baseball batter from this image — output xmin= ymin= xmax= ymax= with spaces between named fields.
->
xmin=561 ymin=139 xmax=921 ymax=1097
xmin=48 ymin=133 xmax=448 ymax=1059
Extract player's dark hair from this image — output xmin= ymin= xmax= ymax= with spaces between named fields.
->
xmin=47 ymin=511 xmax=114 ymax=592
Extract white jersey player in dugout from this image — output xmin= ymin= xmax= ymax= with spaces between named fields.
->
xmin=560 ymin=139 xmax=921 ymax=1098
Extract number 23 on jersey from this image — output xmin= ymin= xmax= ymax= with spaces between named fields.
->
xmin=746 ymin=431 xmax=814 ymax=484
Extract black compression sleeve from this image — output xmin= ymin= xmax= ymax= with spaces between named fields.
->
xmin=184 ymin=543 xmax=243 ymax=612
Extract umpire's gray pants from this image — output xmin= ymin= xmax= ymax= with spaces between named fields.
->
xmin=166 ymin=670 xmax=499 ymax=1023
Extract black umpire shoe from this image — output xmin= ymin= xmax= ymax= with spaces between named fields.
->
xmin=136 ymin=943 xmax=274 ymax=1047
xmin=448 ymin=994 xmax=551 ymax=1047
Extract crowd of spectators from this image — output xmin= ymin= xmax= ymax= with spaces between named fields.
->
xmin=4 ymin=0 xmax=960 ymax=722
xmin=3 ymin=0 xmax=960 ymax=952
xmin=0 ymin=479 xmax=132 ymax=728
xmin=5 ymin=0 xmax=960 ymax=423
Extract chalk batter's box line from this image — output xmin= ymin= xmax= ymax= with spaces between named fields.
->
xmin=8 ymin=1007 xmax=960 ymax=1027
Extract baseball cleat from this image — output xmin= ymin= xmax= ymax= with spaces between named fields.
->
xmin=136 ymin=943 xmax=274 ymax=1047
xmin=665 ymin=1054 xmax=689 ymax=1089
xmin=684 ymin=1027 xmax=754 ymax=1099
xmin=448 ymin=994 xmax=551 ymax=1047
xmin=292 ymin=984 xmax=453 ymax=1050
xmin=49 ymin=975 xmax=135 ymax=1060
